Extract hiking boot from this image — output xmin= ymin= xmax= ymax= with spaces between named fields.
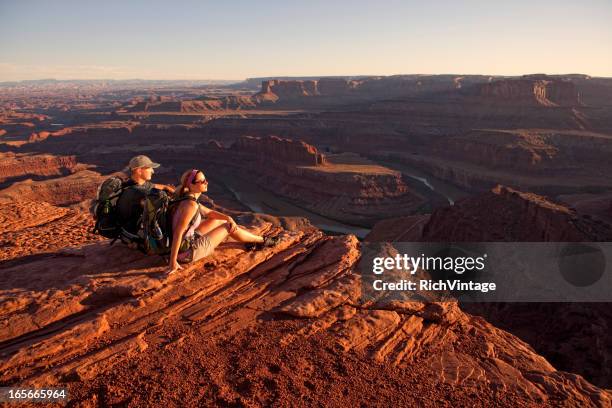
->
xmin=244 ymin=234 xmax=280 ymax=251
xmin=262 ymin=235 xmax=280 ymax=247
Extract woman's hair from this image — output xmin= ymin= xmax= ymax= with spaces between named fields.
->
xmin=173 ymin=168 xmax=203 ymax=200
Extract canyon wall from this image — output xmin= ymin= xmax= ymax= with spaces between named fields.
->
xmin=232 ymin=135 xmax=326 ymax=166
xmin=420 ymin=185 xmax=612 ymax=242
xmin=0 ymin=152 xmax=81 ymax=185
xmin=366 ymin=185 xmax=612 ymax=387
xmin=197 ymin=135 xmax=427 ymax=226
xmin=474 ymin=79 xmax=582 ymax=107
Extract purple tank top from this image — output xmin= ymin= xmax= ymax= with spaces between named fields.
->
xmin=172 ymin=202 xmax=201 ymax=239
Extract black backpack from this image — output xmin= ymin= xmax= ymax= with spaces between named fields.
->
xmin=91 ymin=176 xmax=133 ymax=239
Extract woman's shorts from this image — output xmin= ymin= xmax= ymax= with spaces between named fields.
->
xmin=178 ymin=232 xmax=214 ymax=263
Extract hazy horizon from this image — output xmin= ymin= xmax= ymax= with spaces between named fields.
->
xmin=1 ymin=0 xmax=611 ymax=81
xmin=2 ymin=73 xmax=611 ymax=85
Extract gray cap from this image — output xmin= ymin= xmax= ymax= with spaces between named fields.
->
xmin=124 ymin=155 xmax=161 ymax=172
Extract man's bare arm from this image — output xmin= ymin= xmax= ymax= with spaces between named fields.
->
xmin=153 ymin=183 xmax=176 ymax=193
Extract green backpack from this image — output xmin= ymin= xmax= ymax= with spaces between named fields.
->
xmin=140 ymin=190 xmax=196 ymax=255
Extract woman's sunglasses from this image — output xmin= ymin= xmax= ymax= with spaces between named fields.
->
xmin=192 ymin=178 xmax=207 ymax=185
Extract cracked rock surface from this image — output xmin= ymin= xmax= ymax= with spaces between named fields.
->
xmin=1 ymin=204 xmax=611 ymax=407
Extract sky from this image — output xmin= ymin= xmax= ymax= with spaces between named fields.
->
xmin=1 ymin=0 xmax=611 ymax=81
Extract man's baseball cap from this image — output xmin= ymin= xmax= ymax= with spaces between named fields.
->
xmin=124 ymin=155 xmax=161 ymax=172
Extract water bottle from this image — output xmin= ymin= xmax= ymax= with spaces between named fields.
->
xmin=152 ymin=221 xmax=163 ymax=240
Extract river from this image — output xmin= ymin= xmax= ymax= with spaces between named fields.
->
xmin=376 ymin=160 xmax=470 ymax=205
xmin=219 ymin=173 xmax=371 ymax=239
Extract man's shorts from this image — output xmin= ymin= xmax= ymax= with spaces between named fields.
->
xmin=178 ymin=232 xmax=214 ymax=263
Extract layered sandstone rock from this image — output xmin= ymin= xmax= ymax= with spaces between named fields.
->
xmin=257 ymin=78 xmax=361 ymax=100
xmin=462 ymin=302 xmax=612 ymax=389
xmin=377 ymin=128 xmax=612 ymax=194
xmin=256 ymin=75 xmax=477 ymax=101
xmin=573 ymin=76 xmax=612 ymax=107
xmin=27 ymin=121 xmax=140 ymax=144
xmin=0 ymin=201 xmax=103 ymax=262
xmin=0 ymin=111 xmax=50 ymax=143
xmin=259 ymin=80 xmax=319 ymax=98
xmin=432 ymin=130 xmax=560 ymax=168
xmin=557 ymin=192 xmax=612 ymax=224
xmin=199 ymin=136 xmax=426 ymax=226
xmin=420 ymin=185 xmax=612 ymax=242
xmin=0 ymin=169 xmax=104 ymax=206
xmin=317 ymin=78 xmax=358 ymax=95
xmin=232 ymin=135 xmax=326 ymax=166
xmin=546 ymin=80 xmax=582 ymax=106
xmin=0 ymin=152 xmax=81 ymax=185
xmin=473 ymin=78 xmax=582 ymax=107
xmin=364 ymin=215 xmax=430 ymax=242
xmin=367 ymin=185 xmax=612 ymax=388
xmin=0 ymin=203 xmax=610 ymax=406
xmin=125 ymin=97 xmax=259 ymax=113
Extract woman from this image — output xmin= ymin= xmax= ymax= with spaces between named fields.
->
xmin=167 ymin=169 xmax=277 ymax=275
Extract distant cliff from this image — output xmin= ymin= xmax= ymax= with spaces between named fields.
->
xmin=474 ymin=78 xmax=582 ymax=107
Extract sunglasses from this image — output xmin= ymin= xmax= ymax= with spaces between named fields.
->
xmin=192 ymin=178 xmax=208 ymax=185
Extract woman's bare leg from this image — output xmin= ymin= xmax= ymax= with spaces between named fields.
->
xmin=205 ymin=225 xmax=231 ymax=249
xmin=196 ymin=218 xmax=263 ymax=244
xmin=195 ymin=218 xmax=227 ymax=235
xmin=230 ymin=226 xmax=263 ymax=243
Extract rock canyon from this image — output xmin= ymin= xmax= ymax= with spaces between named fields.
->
xmin=2 ymin=74 xmax=612 ymax=406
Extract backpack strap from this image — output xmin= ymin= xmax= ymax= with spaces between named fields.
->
xmin=170 ymin=196 xmax=198 ymax=204
xmin=168 ymin=196 xmax=200 ymax=242
xmin=105 ymin=179 xmax=136 ymax=201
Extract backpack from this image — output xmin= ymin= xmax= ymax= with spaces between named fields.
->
xmin=140 ymin=191 xmax=196 ymax=255
xmin=91 ymin=176 xmax=132 ymax=239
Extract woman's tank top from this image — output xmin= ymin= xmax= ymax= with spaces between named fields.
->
xmin=172 ymin=201 xmax=202 ymax=240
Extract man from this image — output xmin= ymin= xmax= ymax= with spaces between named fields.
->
xmin=116 ymin=155 xmax=175 ymax=235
